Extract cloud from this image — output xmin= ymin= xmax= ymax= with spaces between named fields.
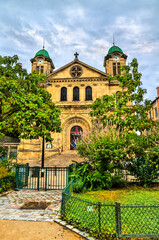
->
xmin=0 ymin=0 xmax=159 ymax=100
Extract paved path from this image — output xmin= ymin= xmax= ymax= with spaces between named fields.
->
xmin=0 ymin=220 xmax=85 ymax=240
xmin=0 ymin=190 xmax=62 ymax=222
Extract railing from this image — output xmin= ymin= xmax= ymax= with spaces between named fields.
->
xmin=15 ymin=165 xmax=71 ymax=191
xmin=61 ymin=180 xmax=159 ymax=239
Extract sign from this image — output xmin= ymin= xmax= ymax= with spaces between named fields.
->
xmin=87 ymin=206 xmax=94 ymax=212
xmin=46 ymin=143 xmax=52 ymax=149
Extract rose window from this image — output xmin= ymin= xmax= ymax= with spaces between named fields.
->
xmin=70 ymin=65 xmax=83 ymax=77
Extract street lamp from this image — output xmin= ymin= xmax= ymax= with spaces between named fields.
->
xmin=41 ymin=81 xmax=52 ymax=170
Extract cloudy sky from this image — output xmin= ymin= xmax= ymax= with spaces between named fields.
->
xmin=0 ymin=0 xmax=159 ymax=100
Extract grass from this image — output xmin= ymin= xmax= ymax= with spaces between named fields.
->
xmin=62 ymin=186 xmax=159 ymax=239
xmin=73 ymin=186 xmax=159 ymax=205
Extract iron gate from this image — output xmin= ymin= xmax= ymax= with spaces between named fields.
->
xmin=15 ymin=165 xmax=71 ymax=190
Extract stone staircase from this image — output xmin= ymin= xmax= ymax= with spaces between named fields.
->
xmin=29 ymin=150 xmax=84 ymax=167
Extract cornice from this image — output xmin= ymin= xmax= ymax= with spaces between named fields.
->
xmin=47 ymin=77 xmax=108 ymax=83
xmin=57 ymin=105 xmax=90 ymax=108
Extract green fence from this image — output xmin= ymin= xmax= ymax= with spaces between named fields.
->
xmin=15 ymin=165 xmax=71 ymax=191
xmin=61 ymin=180 xmax=159 ymax=239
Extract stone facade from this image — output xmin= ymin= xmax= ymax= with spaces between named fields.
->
xmin=17 ymin=46 xmax=128 ymax=164
xmin=148 ymin=87 xmax=159 ymax=122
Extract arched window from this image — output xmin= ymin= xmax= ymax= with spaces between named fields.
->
xmin=86 ymin=86 xmax=92 ymax=100
xmin=61 ymin=87 xmax=67 ymax=101
xmin=73 ymin=87 xmax=79 ymax=101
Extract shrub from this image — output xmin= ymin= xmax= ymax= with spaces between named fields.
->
xmin=73 ymin=177 xmax=86 ymax=193
xmin=0 ymin=158 xmax=16 ymax=193
xmin=0 ymin=173 xmax=15 ymax=193
xmin=128 ymin=155 xmax=159 ymax=186
xmin=111 ymin=172 xmax=127 ymax=188
xmin=70 ymin=161 xmax=114 ymax=191
xmin=0 ymin=164 xmax=8 ymax=178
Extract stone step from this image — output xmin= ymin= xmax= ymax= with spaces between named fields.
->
xmin=29 ymin=151 xmax=84 ymax=167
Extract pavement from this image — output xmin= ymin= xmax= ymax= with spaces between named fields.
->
xmin=0 ymin=189 xmax=62 ymax=222
xmin=0 ymin=190 xmax=95 ymax=240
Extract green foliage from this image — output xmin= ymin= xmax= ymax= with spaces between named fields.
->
xmin=0 ymin=173 xmax=15 ymax=193
xmin=124 ymin=127 xmax=159 ymax=185
xmin=128 ymin=148 xmax=159 ymax=186
xmin=0 ymin=146 xmax=7 ymax=160
xmin=0 ymin=156 xmax=17 ymax=172
xmin=0 ymin=55 xmax=61 ymax=142
xmin=73 ymin=177 xmax=86 ymax=193
xmin=74 ymin=127 xmax=130 ymax=190
xmin=90 ymin=58 xmax=155 ymax=132
xmin=111 ymin=172 xmax=127 ymax=188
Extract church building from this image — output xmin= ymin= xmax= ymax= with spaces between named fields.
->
xmin=17 ymin=45 xmax=127 ymax=164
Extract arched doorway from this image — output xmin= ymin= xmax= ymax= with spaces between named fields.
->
xmin=70 ymin=126 xmax=83 ymax=150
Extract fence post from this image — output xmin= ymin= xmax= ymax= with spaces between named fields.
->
xmin=68 ymin=166 xmax=70 ymax=184
xmin=62 ymin=192 xmax=65 ymax=218
xmin=37 ymin=168 xmax=40 ymax=191
xmin=25 ymin=166 xmax=29 ymax=187
xmin=115 ymin=202 xmax=121 ymax=238
xmin=98 ymin=202 xmax=101 ymax=235
xmin=61 ymin=192 xmax=64 ymax=216
xmin=15 ymin=166 xmax=19 ymax=189
xmin=45 ymin=168 xmax=47 ymax=191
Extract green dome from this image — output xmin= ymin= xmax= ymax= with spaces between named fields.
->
xmin=108 ymin=45 xmax=123 ymax=54
xmin=35 ymin=49 xmax=50 ymax=58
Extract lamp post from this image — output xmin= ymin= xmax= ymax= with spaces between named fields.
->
xmin=41 ymin=136 xmax=45 ymax=168
xmin=41 ymin=81 xmax=52 ymax=171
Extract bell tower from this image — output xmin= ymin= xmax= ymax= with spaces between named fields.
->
xmin=30 ymin=47 xmax=55 ymax=75
xmin=104 ymin=45 xmax=127 ymax=76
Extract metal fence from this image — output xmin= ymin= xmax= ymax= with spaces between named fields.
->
xmin=61 ymin=180 xmax=159 ymax=239
xmin=15 ymin=165 xmax=71 ymax=190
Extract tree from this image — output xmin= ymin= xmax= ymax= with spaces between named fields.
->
xmin=0 ymin=55 xmax=61 ymax=142
xmin=75 ymin=58 xmax=159 ymax=189
xmin=90 ymin=58 xmax=155 ymax=133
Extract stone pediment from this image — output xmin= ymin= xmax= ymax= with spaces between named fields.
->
xmin=47 ymin=59 xmax=107 ymax=81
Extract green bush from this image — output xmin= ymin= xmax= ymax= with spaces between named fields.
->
xmin=70 ymin=161 xmax=114 ymax=191
xmin=128 ymin=156 xmax=159 ymax=186
xmin=73 ymin=177 xmax=86 ymax=193
xmin=111 ymin=172 xmax=127 ymax=188
xmin=0 ymin=173 xmax=15 ymax=193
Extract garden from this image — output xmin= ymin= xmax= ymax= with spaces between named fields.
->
xmin=62 ymin=183 xmax=159 ymax=239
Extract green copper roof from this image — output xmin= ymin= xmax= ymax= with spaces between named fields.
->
xmin=108 ymin=45 xmax=123 ymax=54
xmin=35 ymin=49 xmax=50 ymax=58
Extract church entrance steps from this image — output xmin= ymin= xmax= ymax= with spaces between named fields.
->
xmin=46 ymin=150 xmax=84 ymax=167
xmin=28 ymin=151 xmax=84 ymax=167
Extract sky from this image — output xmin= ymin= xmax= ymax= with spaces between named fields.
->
xmin=0 ymin=0 xmax=159 ymax=100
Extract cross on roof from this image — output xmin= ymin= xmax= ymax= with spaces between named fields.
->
xmin=74 ymin=52 xmax=79 ymax=60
